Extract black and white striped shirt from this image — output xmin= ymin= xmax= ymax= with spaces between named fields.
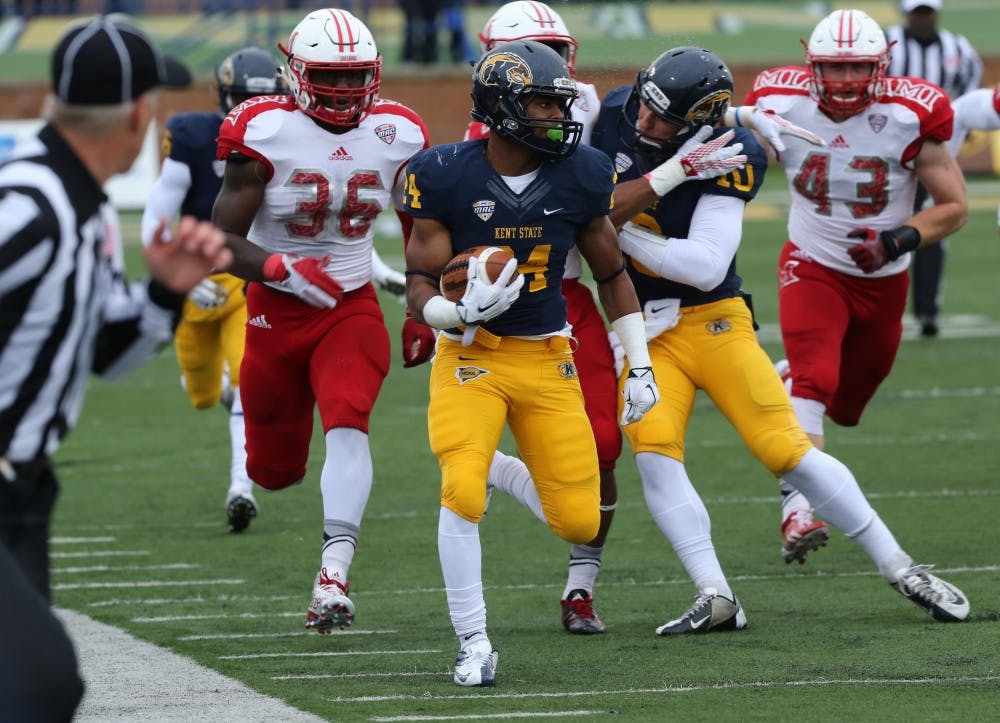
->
xmin=0 ymin=124 xmax=183 ymax=465
xmin=885 ymin=24 xmax=983 ymax=100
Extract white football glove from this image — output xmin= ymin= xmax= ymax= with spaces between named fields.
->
xmin=187 ymin=278 xmax=229 ymax=309
xmin=621 ymin=366 xmax=660 ymax=425
xmin=371 ymin=251 xmax=407 ymax=303
xmin=745 ymin=107 xmax=824 ymax=153
xmin=645 ymin=126 xmax=747 ymax=197
xmin=455 ymin=255 xmax=524 ymax=325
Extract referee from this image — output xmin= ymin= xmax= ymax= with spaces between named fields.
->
xmin=0 ymin=16 xmax=229 ymax=721
xmin=886 ymin=0 xmax=983 ymax=337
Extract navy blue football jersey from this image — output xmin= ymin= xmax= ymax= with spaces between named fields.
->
xmin=162 ymin=111 xmax=226 ymax=222
xmin=403 ymin=139 xmax=616 ymax=336
xmin=592 ymin=87 xmax=768 ymax=307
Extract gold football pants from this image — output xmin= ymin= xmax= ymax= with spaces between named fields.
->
xmin=174 ymin=273 xmax=247 ymax=409
xmin=622 ymin=297 xmax=811 ymax=476
xmin=428 ymin=333 xmax=600 ymax=544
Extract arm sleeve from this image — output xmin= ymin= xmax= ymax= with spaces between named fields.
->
xmin=619 ymin=194 xmax=745 ymax=291
xmin=949 ymin=88 xmax=1000 ymax=155
xmin=139 ymin=157 xmax=192 ymax=246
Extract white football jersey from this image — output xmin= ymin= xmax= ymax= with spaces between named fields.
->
xmin=746 ymin=67 xmax=954 ymax=277
xmin=218 ymin=95 xmax=427 ymax=292
xmin=463 ymin=79 xmax=601 ymax=281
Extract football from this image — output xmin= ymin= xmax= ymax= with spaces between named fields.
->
xmin=439 ymin=246 xmax=518 ymax=302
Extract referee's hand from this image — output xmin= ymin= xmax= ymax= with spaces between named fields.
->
xmin=143 ymin=216 xmax=232 ymax=295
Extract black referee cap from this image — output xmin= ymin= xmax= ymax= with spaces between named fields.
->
xmin=51 ymin=15 xmax=191 ymax=105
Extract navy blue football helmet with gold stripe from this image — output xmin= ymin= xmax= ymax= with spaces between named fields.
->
xmin=470 ymin=39 xmax=582 ymax=158
xmin=620 ymin=46 xmax=733 ymax=158
xmin=216 ymin=46 xmax=284 ymax=115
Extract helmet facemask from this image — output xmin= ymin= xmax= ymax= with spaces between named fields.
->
xmin=282 ymin=56 xmax=381 ymax=127
xmin=808 ymin=58 xmax=886 ymax=116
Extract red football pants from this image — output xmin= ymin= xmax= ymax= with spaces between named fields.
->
xmin=240 ymin=283 xmax=390 ymax=489
xmin=777 ymin=241 xmax=908 ymax=427
xmin=563 ymin=278 xmax=622 ymax=470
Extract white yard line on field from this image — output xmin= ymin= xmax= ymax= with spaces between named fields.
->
xmin=100 ymin=565 xmax=997 ymax=613
xmin=53 ymin=578 xmax=245 ymax=590
xmin=371 ymin=713 xmax=605 ymax=721
xmin=219 ymin=649 xmax=442 ymax=660
xmin=330 ymin=675 xmax=1000 ymax=704
xmin=178 ymin=629 xmax=398 ymax=641
xmin=57 ymin=608 xmax=327 ymax=722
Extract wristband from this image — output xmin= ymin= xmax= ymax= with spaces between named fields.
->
xmin=883 ymin=225 xmax=921 ymax=260
xmin=611 ymin=311 xmax=652 ymax=370
xmin=421 ymin=294 xmax=463 ymax=329
xmin=262 ymin=254 xmax=287 ymax=282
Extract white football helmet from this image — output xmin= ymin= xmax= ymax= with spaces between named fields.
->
xmin=478 ymin=1 xmax=578 ymax=77
xmin=279 ymin=8 xmax=381 ymax=127
xmin=805 ymin=9 xmax=889 ymax=116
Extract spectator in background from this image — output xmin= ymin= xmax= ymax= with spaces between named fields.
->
xmin=885 ymin=0 xmax=983 ymax=337
xmin=442 ymin=0 xmax=476 ymax=64
xmin=400 ymin=0 xmax=439 ymax=65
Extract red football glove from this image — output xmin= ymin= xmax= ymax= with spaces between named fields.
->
xmin=402 ymin=315 xmax=437 ymax=367
xmin=263 ymin=253 xmax=344 ymax=308
xmin=846 ymin=226 xmax=921 ymax=274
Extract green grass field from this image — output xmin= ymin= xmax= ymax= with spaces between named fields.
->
xmin=2 ymin=0 xmax=1000 ymax=85
xmin=48 ymin=171 xmax=1000 ymax=720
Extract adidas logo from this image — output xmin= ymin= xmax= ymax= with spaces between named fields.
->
xmin=829 ymin=135 xmax=850 ymax=148
xmin=328 ymin=146 xmax=353 ymax=160
xmin=248 ymin=314 xmax=272 ymax=329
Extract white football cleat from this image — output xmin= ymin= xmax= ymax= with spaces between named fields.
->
xmin=453 ymin=642 xmax=498 ymax=687
xmin=891 ymin=564 xmax=969 ymax=622
xmin=305 ymin=568 xmax=355 ymax=633
xmin=656 ymin=587 xmax=747 ymax=635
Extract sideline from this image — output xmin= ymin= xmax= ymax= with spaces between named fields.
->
xmin=57 ymin=608 xmax=327 ymax=722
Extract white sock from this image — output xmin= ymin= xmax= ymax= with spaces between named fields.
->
xmin=321 ymin=428 xmax=373 ymax=527
xmin=778 ymin=479 xmax=811 ymax=519
xmin=318 ymin=428 xmax=373 ymax=580
xmin=487 ymin=450 xmax=547 ymax=523
xmin=635 ymin=452 xmax=731 ymax=598
xmin=791 ymin=396 xmax=826 ymax=438
xmin=563 ymin=544 xmax=603 ymax=599
xmin=438 ymin=506 xmax=488 ymax=642
xmin=781 ymin=448 xmax=910 ymax=578
xmin=227 ymin=387 xmax=253 ymax=498
xmin=320 ymin=529 xmax=357 ymax=585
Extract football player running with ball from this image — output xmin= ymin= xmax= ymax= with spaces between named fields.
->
xmin=403 ymin=41 xmax=661 ymax=687
xmin=744 ymin=10 xmax=969 ymax=565
xmin=600 ymin=45 xmax=969 ymax=634
xmin=212 ymin=9 xmax=429 ymax=634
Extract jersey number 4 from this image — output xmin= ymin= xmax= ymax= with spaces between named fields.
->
xmin=793 ymin=151 xmax=889 ymax=218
